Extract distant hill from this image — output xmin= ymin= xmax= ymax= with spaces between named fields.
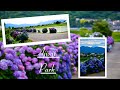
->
xmin=5 ymin=19 xmax=66 ymax=28
xmin=80 ymin=46 xmax=105 ymax=54
xmin=1 ymin=11 xmax=120 ymax=27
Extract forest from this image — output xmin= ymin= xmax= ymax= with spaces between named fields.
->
xmin=0 ymin=11 xmax=120 ymax=27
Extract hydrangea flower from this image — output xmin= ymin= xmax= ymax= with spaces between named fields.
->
xmin=11 ymin=64 xmax=18 ymax=71
xmin=0 ymin=60 xmax=8 ymax=70
xmin=26 ymin=65 xmax=33 ymax=71
xmin=5 ymin=53 xmax=14 ymax=60
xmin=27 ymin=47 xmax=33 ymax=53
xmin=32 ymin=58 xmax=38 ymax=64
xmin=33 ymin=63 xmax=41 ymax=69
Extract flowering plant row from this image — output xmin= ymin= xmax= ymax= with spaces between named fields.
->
xmin=0 ymin=33 xmax=79 ymax=79
xmin=80 ymin=57 xmax=105 ymax=76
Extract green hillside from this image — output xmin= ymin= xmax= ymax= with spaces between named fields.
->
xmin=0 ymin=11 xmax=120 ymax=27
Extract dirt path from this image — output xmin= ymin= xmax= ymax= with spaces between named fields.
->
xmin=28 ymin=32 xmax=68 ymax=42
xmin=72 ymin=42 xmax=120 ymax=79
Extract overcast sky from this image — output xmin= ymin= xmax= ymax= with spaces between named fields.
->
xmin=2 ymin=14 xmax=69 ymax=25
xmin=80 ymin=39 xmax=105 ymax=48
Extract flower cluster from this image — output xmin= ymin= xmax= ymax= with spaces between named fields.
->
xmin=107 ymin=36 xmax=114 ymax=52
xmin=80 ymin=57 xmax=105 ymax=76
xmin=0 ymin=33 xmax=80 ymax=79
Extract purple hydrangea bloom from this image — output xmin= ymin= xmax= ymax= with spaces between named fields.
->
xmin=5 ymin=53 xmax=14 ymax=60
xmin=13 ymin=58 xmax=22 ymax=65
xmin=62 ymin=56 xmax=67 ymax=61
xmin=26 ymin=65 xmax=33 ymax=71
xmin=18 ymin=65 xmax=25 ymax=71
xmin=17 ymin=76 xmax=27 ymax=79
xmin=22 ymin=57 xmax=28 ymax=62
xmin=32 ymin=50 xmax=37 ymax=55
xmin=39 ymin=44 xmax=45 ymax=47
xmin=0 ymin=61 xmax=8 ymax=70
xmin=44 ymin=58 xmax=50 ymax=62
xmin=0 ymin=42 xmax=3 ymax=47
xmin=67 ymin=49 xmax=72 ymax=53
xmin=36 ymin=48 xmax=41 ymax=54
xmin=55 ymin=58 xmax=60 ymax=62
xmin=21 ymin=46 xmax=28 ymax=50
xmin=25 ymin=61 xmax=31 ymax=66
xmin=32 ymin=58 xmax=38 ymax=63
xmin=20 ymin=54 xmax=25 ymax=59
xmin=6 ymin=60 xmax=13 ymax=66
xmin=44 ymin=45 xmax=50 ymax=51
xmin=0 ymin=51 xmax=2 ymax=57
xmin=63 ymin=73 xmax=68 ymax=79
xmin=19 ymin=48 xmax=25 ymax=54
xmin=73 ymin=50 xmax=77 ymax=54
xmin=27 ymin=47 xmax=33 ymax=53
xmin=4 ymin=48 xmax=16 ymax=56
xmin=58 ymin=75 xmax=63 ymax=79
xmin=11 ymin=64 xmax=18 ymax=71
xmin=1 ymin=45 xmax=4 ymax=50
xmin=27 ymin=57 xmax=32 ymax=61
xmin=13 ymin=71 xmax=25 ymax=78
xmin=14 ymin=47 xmax=20 ymax=52
xmin=58 ymin=46 xmax=63 ymax=50
xmin=67 ymin=72 xmax=72 ymax=79
xmin=48 ymin=63 xmax=53 ymax=68
xmin=35 ymin=69 xmax=41 ymax=75
xmin=33 ymin=63 xmax=41 ymax=69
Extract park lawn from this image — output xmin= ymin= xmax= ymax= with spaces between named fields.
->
xmin=0 ymin=38 xmax=3 ymax=41
xmin=70 ymin=29 xmax=92 ymax=37
xmin=71 ymin=30 xmax=120 ymax=42
xmin=112 ymin=32 xmax=120 ymax=42
xmin=25 ymin=23 xmax=67 ymax=30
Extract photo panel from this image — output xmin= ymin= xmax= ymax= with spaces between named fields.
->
xmin=1 ymin=14 xmax=71 ymax=47
xmin=78 ymin=37 xmax=107 ymax=79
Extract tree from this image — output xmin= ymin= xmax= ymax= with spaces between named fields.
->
xmin=54 ymin=21 xmax=61 ymax=24
xmin=92 ymin=19 xmax=112 ymax=37
xmin=80 ymin=19 xmax=88 ymax=27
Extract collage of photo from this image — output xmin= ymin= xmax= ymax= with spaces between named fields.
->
xmin=0 ymin=11 xmax=120 ymax=79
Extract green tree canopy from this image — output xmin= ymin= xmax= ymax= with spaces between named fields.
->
xmin=92 ymin=19 xmax=112 ymax=37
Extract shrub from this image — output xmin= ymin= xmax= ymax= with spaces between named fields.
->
xmin=18 ymin=32 xmax=29 ymax=43
xmin=49 ymin=28 xmax=57 ymax=33
xmin=42 ymin=28 xmax=48 ymax=33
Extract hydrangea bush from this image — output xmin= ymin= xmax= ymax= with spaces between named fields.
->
xmin=80 ymin=57 xmax=105 ymax=76
xmin=0 ymin=33 xmax=80 ymax=79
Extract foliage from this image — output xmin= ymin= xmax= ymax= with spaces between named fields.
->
xmin=112 ymin=32 xmax=120 ymax=42
xmin=42 ymin=28 xmax=48 ymax=33
xmin=92 ymin=20 xmax=112 ymax=37
xmin=1 ymin=11 xmax=120 ymax=27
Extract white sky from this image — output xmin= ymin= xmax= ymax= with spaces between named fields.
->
xmin=2 ymin=14 xmax=69 ymax=25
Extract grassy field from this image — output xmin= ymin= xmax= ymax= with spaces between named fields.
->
xmin=71 ymin=29 xmax=92 ymax=37
xmin=71 ymin=30 xmax=120 ymax=42
xmin=80 ymin=55 xmax=104 ymax=62
xmin=112 ymin=32 xmax=120 ymax=42
xmin=34 ymin=23 xmax=67 ymax=30
xmin=6 ymin=23 xmax=67 ymax=31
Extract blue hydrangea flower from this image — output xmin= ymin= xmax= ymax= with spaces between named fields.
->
xmin=11 ymin=64 xmax=18 ymax=71
xmin=0 ymin=61 xmax=8 ymax=70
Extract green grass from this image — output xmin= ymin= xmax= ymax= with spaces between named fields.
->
xmin=0 ymin=38 xmax=3 ymax=41
xmin=80 ymin=55 xmax=104 ymax=62
xmin=70 ymin=29 xmax=92 ymax=37
xmin=71 ymin=29 xmax=120 ymax=42
xmin=112 ymin=32 xmax=120 ymax=42
xmin=33 ymin=23 xmax=67 ymax=30
xmin=6 ymin=23 xmax=67 ymax=31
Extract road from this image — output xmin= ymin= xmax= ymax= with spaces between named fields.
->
xmin=28 ymin=32 xmax=68 ymax=42
xmin=72 ymin=42 xmax=120 ymax=79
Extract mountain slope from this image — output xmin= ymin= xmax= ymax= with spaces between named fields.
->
xmin=80 ymin=46 xmax=105 ymax=54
